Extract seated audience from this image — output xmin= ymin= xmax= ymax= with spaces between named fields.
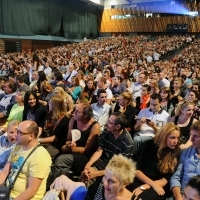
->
xmin=93 ymin=77 xmax=113 ymax=105
xmin=52 ymin=71 xmax=65 ymax=89
xmin=64 ymin=64 xmax=77 ymax=85
xmin=22 ymin=91 xmax=47 ymax=137
xmin=66 ymin=76 xmax=82 ymax=103
xmin=81 ymin=112 xmax=133 ymax=187
xmin=136 ymin=84 xmax=151 ymax=111
xmin=0 ymin=91 xmax=24 ymax=131
xmin=29 ymin=71 xmax=38 ymax=89
xmin=170 ymin=77 xmax=185 ymax=107
xmin=149 ymin=79 xmax=159 ymax=95
xmin=183 ymin=175 xmax=200 ymax=200
xmin=170 ymin=121 xmax=200 ymax=200
xmin=82 ymin=78 xmax=96 ymax=103
xmin=0 ymin=120 xmax=20 ymax=170
xmin=114 ymin=91 xmax=136 ymax=132
xmin=85 ymin=154 xmax=137 ymax=200
xmin=170 ymin=101 xmax=197 ymax=149
xmin=0 ymin=120 xmax=51 ymax=200
xmin=50 ymin=154 xmax=137 ymax=200
xmin=38 ymin=95 xmax=70 ymax=160
xmin=77 ymin=70 xmax=86 ymax=88
xmin=15 ymin=74 xmax=31 ymax=92
xmin=39 ymin=80 xmax=54 ymax=106
xmin=133 ymin=93 xmax=170 ymax=155
xmin=160 ymin=87 xmax=174 ymax=116
xmin=33 ymin=71 xmax=47 ymax=93
xmin=53 ymin=86 xmax=74 ymax=115
xmin=91 ymin=89 xmax=111 ymax=131
xmin=0 ymin=80 xmax=17 ymax=121
xmin=127 ymin=122 xmax=180 ymax=200
xmin=50 ymin=103 xmax=100 ymax=182
xmin=110 ymin=76 xmax=126 ymax=98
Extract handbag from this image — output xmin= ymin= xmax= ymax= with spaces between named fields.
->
xmin=43 ymin=175 xmax=65 ymax=200
xmin=0 ymin=144 xmax=40 ymax=200
xmin=43 ymin=190 xmax=65 ymax=200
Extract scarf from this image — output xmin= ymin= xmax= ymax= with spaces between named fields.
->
xmin=140 ymin=94 xmax=150 ymax=109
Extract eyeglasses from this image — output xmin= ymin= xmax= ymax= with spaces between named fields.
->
xmin=17 ymin=130 xmax=31 ymax=136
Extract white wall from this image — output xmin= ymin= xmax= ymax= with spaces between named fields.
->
xmin=80 ymin=0 xmax=104 ymax=6
xmin=104 ymin=0 xmax=168 ymax=8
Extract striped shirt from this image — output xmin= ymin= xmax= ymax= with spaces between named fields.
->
xmin=98 ymin=129 xmax=134 ymax=165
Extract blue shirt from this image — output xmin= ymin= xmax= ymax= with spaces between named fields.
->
xmin=0 ymin=135 xmax=15 ymax=170
xmin=170 ymin=147 xmax=200 ymax=190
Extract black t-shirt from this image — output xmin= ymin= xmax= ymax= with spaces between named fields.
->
xmin=51 ymin=115 xmax=70 ymax=147
xmin=136 ymin=139 xmax=172 ymax=182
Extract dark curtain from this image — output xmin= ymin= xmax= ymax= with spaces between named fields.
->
xmin=62 ymin=1 xmax=98 ymax=39
xmin=0 ymin=0 xmax=98 ymax=39
xmin=0 ymin=0 xmax=63 ymax=35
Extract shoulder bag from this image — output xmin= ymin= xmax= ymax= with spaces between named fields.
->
xmin=0 ymin=144 xmax=40 ymax=200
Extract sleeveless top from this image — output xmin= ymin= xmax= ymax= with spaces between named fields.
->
xmin=73 ymin=120 xmax=98 ymax=147
xmin=174 ymin=116 xmax=194 ymax=144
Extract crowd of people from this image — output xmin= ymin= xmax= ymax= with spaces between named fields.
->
xmin=0 ymin=34 xmax=200 ymax=200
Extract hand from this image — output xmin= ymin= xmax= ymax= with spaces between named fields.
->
xmin=146 ymin=120 xmax=156 ymax=128
xmin=86 ymin=167 xmax=100 ymax=180
xmin=61 ymin=141 xmax=72 ymax=152
xmin=69 ymin=141 xmax=77 ymax=151
xmin=133 ymin=187 xmax=143 ymax=197
xmin=140 ymin=117 xmax=146 ymax=124
xmin=69 ymin=141 xmax=76 ymax=148
xmin=152 ymin=185 xmax=165 ymax=196
xmin=119 ymin=105 xmax=125 ymax=113
xmin=81 ymin=168 xmax=90 ymax=182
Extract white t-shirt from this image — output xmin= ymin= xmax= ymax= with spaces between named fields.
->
xmin=137 ymin=108 xmax=170 ymax=137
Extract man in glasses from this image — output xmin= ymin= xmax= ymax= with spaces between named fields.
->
xmin=81 ymin=112 xmax=133 ymax=187
xmin=0 ymin=120 xmax=51 ymax=200
xmin=170 ymin=121 xmax=200 ymax=200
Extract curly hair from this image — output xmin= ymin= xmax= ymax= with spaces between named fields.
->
xmin=154 ymin=122 xmax=180 ymax=174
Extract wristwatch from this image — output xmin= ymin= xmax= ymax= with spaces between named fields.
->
xmin=140 ymin=185 xmax=146 ymax=191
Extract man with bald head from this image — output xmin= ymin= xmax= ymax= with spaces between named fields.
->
xmin=0 ymin=120 xmax=51 ymax=200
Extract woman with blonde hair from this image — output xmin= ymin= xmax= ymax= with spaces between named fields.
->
xmin=49 ymin=154 xmax=137 ymax=200
xmin=54 ymin=86 xmax=74 ymax=115
xmin=170 ymin=101 xmax=197 ymax=149
xmin=85 ymin=154 xmax=137 ymax=200
xmin=149 ymin=79 xmax=159 ymax=95
xmin=128 ymin=122 xmax=180 ymax=200
xmin=114 ymin=91 xmax=136 ymax=132
xmin=39 ymin=80 xmax=54 ymax=106
xmin=38 ymin=94 xmax=70 ymax=160
xmin=0 ymin=91 xmax=25 ymax=131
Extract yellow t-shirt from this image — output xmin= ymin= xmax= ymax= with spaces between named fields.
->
xmin=6 ymin=145 xmax=52 ymax=200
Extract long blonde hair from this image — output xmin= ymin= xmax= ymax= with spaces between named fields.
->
xmin=50 ymin=94 xmax=68 ymax=120
xmin=154 ymin=122 xmax=180 ymax=174
xmin=120 ymin=91 xmax=135 ymax=107
xmin=54 ymin=86 xmax=70 ymax=99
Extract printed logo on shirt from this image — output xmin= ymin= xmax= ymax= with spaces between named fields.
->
xmin=6 ymin=155 xmax=25 ymax=185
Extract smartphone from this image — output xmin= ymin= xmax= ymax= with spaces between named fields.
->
xmin=146 ymin=119 xmax=151 ymax=123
